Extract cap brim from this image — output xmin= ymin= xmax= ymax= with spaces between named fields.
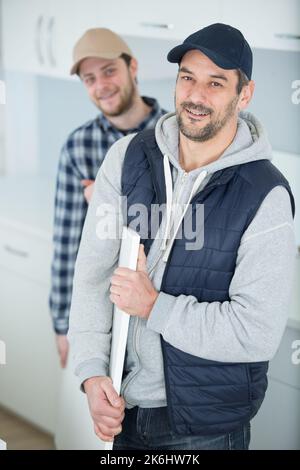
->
xmin=167 ymin=43 xmax=239 ymax=71
xmin=70 ymin=51 xmax=123 ymax=75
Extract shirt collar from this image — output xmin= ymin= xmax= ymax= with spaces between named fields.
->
xmin=97 ymin=96 xmax=162 ymax=135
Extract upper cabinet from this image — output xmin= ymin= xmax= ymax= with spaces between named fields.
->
xmin=221 ymin=0 xmax=300 ymax=52
xmin=96 ymin=0 xmax=222 ymax=41
xmin=1 ymin=0 xmax=88 ymax=79
xmin=1 ymin=0 xmax=300 ymax=79
xmin=1 ymin=0 xmax=222 ymax=78
xmin=1 ymin=0 xmax=105 ymax=79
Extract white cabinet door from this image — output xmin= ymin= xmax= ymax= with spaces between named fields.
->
xmin=1 ymin=0 xmax=79 ymax=78
xmin=97 ymin=0 xmax=222 ymax=41
xmin=221 ymin=0 xmax=300 ymax=51
xmin=0 ymin=226 xmax=60 ymax=433
xmin=250 ymin=326 xmax=300 ymax=450
xmin=288 ymin=253 xmax=300 ymax=328
xmin=251 ymin=379 xmax=300 ymax=449
xmin=2 ymin=0 xmax=299 ymax=79
xmin=2 ymin=0 xmax=45 ymax=74
xmin=2 ymin=0 xmax=223 ymax=78
xmin=39 ymin=0 xmax=89 ymax=79
xmin=55 ymin=358 xmax=104 ymax=449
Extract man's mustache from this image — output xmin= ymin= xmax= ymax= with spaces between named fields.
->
xmin=181 ymin=102 xmax=213 ymax=115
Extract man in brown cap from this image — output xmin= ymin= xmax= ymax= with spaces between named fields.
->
xmin=50 ymin=28 xmax=166 ymax=367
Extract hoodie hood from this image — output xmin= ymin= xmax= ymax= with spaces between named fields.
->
xmin=155 ymin=111 xmax=273 ymax=175
xmin=153 ymin=111 xmax=273 ymax=262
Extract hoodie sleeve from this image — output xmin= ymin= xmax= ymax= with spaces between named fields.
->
xmin=67 ymin=134 xmax=136 ymax=387
xmin=147 ymin=185 xmax=297 ymax=362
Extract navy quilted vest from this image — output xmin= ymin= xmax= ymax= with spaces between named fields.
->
xmin=121 ymin=128 xmax=295 ymax=436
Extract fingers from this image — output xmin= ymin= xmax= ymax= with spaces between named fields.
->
xmin=113 ymin=267 xmax=134 ymax=277
xmin=94 ymin=423 xmax=114 ymax=442
xmin=113 ymin=245 xmax=147 ymax=275
xmin=98 ymin=422 xmax=123 ymax=438
xmin=60 ymin=348 xmax=68 ymax=368
xmin=110 ymin=285 xmax=122 ymax=295
xmin=81 ymin=179 xmax=94 ymax=187
xmin=110 ymin=275 xmax=131 ymax=288
xmin=94 ymin=415 xmax=124 ymax=442
xmin=109 ymin=293 xmax=121 ymax=307
xmin=95 ymin=400 xmax=125 ymax=419
xmin=100 ymin=413 xmax=125 ymax=429
xmin=56 ymin=335 xmax=69 ymax=369
xmin=85 ymin=377 xmax=126 ymax=443
xmin=83 ymin=183 xmax=94 ymax=203
xmin=137 ymin=244 xmax=147 ymax=273
xmin=102 ymin=380 xmax=125 ymax=410
xmin=93 ymin=403 xmax=125 ymax=442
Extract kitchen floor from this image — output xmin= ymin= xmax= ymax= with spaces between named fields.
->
xmin=0 ymin=406 xmax=55 ymax=450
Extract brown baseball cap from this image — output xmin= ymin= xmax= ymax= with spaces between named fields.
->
xmin=70 ymin=28 xmax=133 ymax=75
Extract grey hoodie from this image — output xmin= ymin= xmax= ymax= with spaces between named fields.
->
xmin=68 ymin=112 xmax=296 ymax=409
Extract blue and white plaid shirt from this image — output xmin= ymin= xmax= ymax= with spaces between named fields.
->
xmin=50 ymin=97 xmax=167 ymax=334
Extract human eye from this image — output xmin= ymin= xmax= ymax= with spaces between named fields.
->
xmin=84 ymin=77 xmax=94 ymax=86
xmin=104 ymin=68 xmax=116 ymax=76
xmin=211 ymin=81 xmax=222 ymax=87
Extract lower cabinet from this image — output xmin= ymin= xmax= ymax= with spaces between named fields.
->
xmin=250 ymin=326 xmax=300 ymax=450
xmin=55 ymin=357 xmax=105 ymax=449
xmin=0 ymin=223 xmax=60 ymax=434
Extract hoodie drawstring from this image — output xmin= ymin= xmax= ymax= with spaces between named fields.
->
xmin=162 ymin=154 xmax=173 ymax=250
xmin=162 ymin=165 xmax=208 ymax=263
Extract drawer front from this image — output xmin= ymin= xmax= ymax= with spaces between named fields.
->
xmin=0 ymin=224 xmax=52 ymax=285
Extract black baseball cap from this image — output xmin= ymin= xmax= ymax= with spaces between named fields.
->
xmin=167 ymin=23 xmax=253 ymax=80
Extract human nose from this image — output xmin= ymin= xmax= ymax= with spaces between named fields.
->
xmin=94 ymin=75 xmax=111 ymax=93
xmin=187 ymin=82 xmax=208 ymax=104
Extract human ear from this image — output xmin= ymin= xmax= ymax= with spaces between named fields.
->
xmin=238 ymin=80 xmax=255 ymax=111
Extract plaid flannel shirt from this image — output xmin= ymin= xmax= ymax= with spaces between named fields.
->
xmin=49 ymin=97 xmax=166 ymax=334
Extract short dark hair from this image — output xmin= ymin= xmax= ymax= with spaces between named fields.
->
xmin=120 ymin=53 xmax=132 ymax=67
xmin=120 ymin=52 xmax=138 ymax=84
xmin=236 ymin=68 xmax=249 ymax=94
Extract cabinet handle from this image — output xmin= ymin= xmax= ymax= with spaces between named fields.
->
xmin=140 ymin=22 xmax=174 ymax=30
xmin=4 ymin=244 xmax=29 ymax=258
xmin=47 ymin=16 xmax=56 ymax=67
xmin=275 ymin=33 xmax=300 ymax=40
xmin=35 ymin=15 xmax=44 ymax=65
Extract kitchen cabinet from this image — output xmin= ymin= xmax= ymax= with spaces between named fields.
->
xmin=288 ymin=252 xmax=300 ymax=330
xmin=1 ymin=0 xmax=221 ymax=79
xmin=0 ymin=179 xmax=60 ymax=434
xmin=221 ymin=0 xmax=300 ymax=51
xmin=2 ymin=0 xmax=52 ymax=76
xmin=272 ymin=151 xmax=300 ymax=247
xmin=97 ymin=0 xmax=221 ymax=41
xmin=1 ymin=0 xmax=83 ymax=78
xmin=55 ymin=359 xmax=104 ymax=449
xmin=251 ymin=326 xmax=300 ymax=449
xmin=3 ymin=0 xmax=299 ymax=80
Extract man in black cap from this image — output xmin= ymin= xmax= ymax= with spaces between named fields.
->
xmin=68 ymin=23 xmax=295 ymax=450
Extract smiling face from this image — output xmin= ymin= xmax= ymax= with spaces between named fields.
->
xmin=79 ymin=56 xmax=138 ymax=117
xmin=175 ymin=50 xmax=253 ymax=142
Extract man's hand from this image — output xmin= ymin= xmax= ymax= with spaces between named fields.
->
xmin=55 ymin=334 xmax=69 ymax=368
xmin=84 ymin=376 xmax=125 ymax=442
xmin=110 ymin=244 xmax=158 ymax=319
xmin=81 ymin=179 xmax=95 ymax=203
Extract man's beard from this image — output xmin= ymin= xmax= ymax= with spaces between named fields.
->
xmin=176 ymin=96 xmax=239 ymax=142
xmin=97 ymin=75 xmax=136 ymax=117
